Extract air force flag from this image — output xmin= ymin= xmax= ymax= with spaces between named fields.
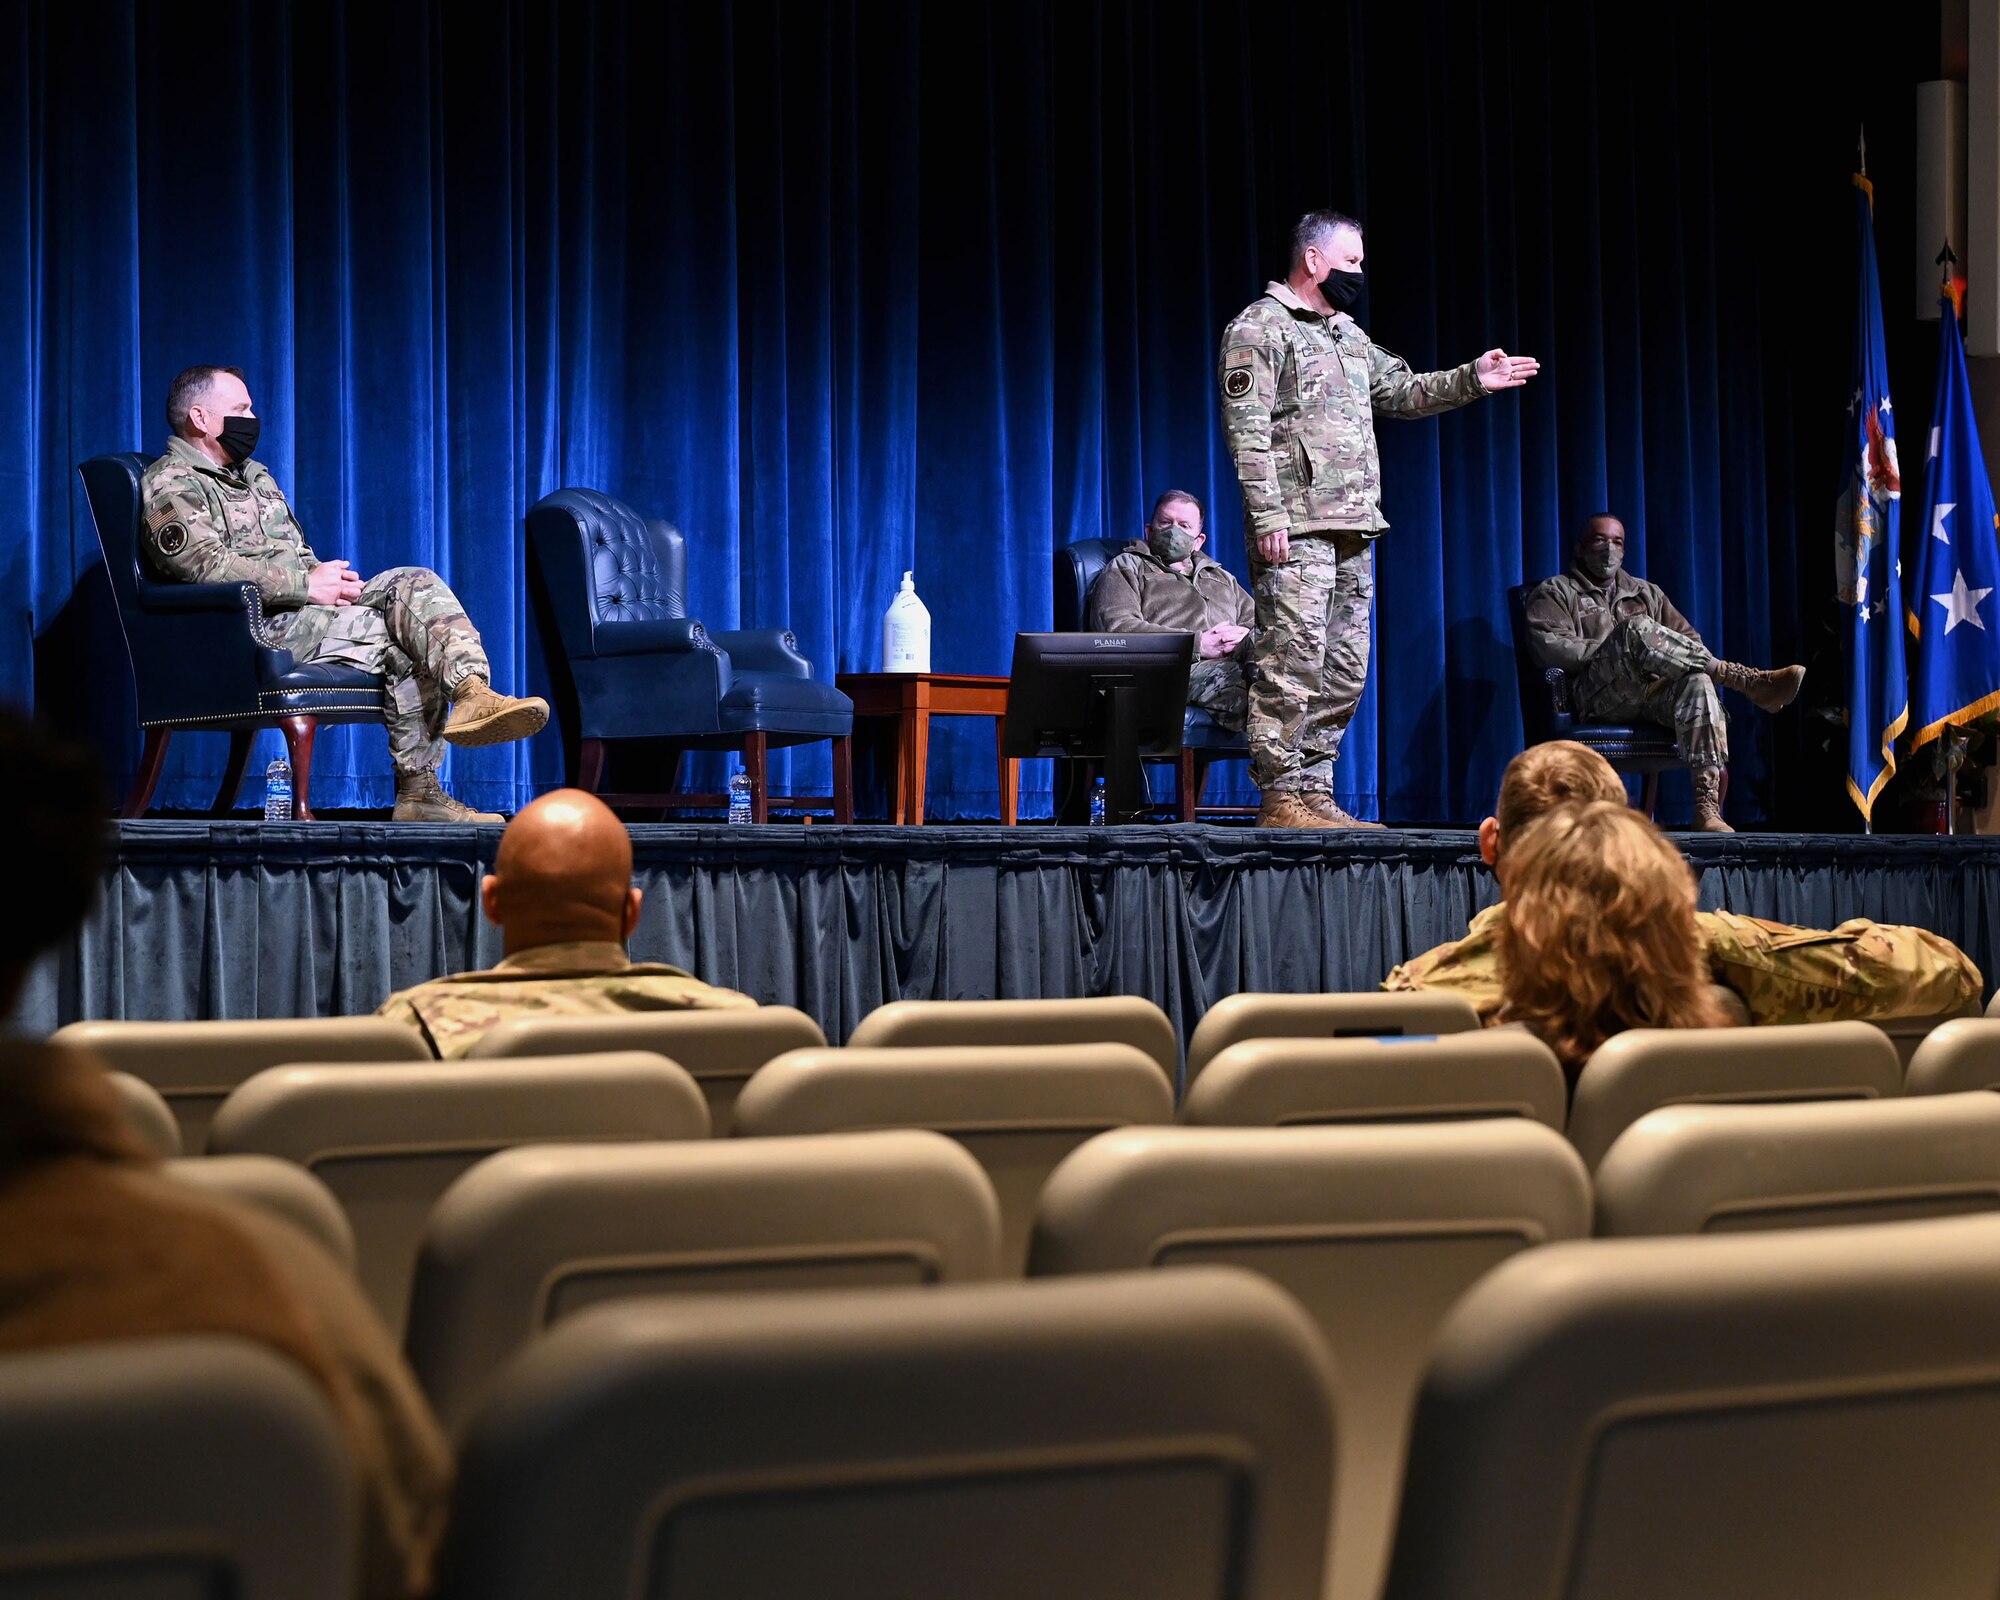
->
xmin=1908 ymin=291 xmax=2000 ymax=748
xmin=1838 ymin=173 xmax=1907 ymax=822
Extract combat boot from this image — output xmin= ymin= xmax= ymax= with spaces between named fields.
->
xmin=393 ymin=769 xmax=504 ymax=823
xmin=1709 ymin=659 xmax=1805 ymax=713
xmin=1257 ymin=791 xmax=1337 ymax=829
xmin=1689 ymin=766 xmax=1733 ymax=833
xmin=443 ymin=678 xmax=550 ymax=747
xmin=1301 ymin=791 xmax=1387 ymax=830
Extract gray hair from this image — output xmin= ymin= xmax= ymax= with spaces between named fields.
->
xmin=1288 ymin=209 xmax=1363 ymax=272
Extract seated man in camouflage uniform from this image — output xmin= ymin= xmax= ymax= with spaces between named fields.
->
xmin=1088 ymin=490 xmax=1255 ymax=732
xmin=377 ymin=788 xmax=753 ymax=1057
xmin=139 ymin=364 xmax=548 ymax=822
xmin=1522 ymin=514 xmax=1804 ymax=833
xmin=1383 ymin=739 xmax=1982 ymax=1023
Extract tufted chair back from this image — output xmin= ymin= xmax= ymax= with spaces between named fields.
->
xmin=1054 ymin=537 xmax=1129 ymax=632
xmin=526 ymin=488 xmax=689 ymax=658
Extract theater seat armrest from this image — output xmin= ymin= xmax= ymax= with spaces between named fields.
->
xmin=137 ymin=579 xmax=255 ymax=614
xmin=709 ymin=627 xmax=812 ymax=677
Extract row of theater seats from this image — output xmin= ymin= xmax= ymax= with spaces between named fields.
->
xmin=31 ymin=994 xmax=2000 ymax=1599
xmin=21 ymin=1092 xmax=2000 ymax=1597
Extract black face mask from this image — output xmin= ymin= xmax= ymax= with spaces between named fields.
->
xmin=218 ymin=414 xmax=261 ymax=465
xmin=1319 ymin=267 xmax=1363 ymax=311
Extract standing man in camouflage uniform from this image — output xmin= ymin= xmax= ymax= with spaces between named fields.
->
xmin=1089 ymin=490 xmax=1256 ymax=731
xmin=139 ymin=364 xmax=547 ymax=822
xmin=1219 ymin=209 xmax=1539 ymax=829
xmin=377 ymin=788 xmax=754 ymax=1057
xmin=1522 ymin=514 xmax=1804 ymax=832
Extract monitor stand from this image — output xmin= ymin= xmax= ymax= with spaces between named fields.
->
xmin=1095 ymin=677 xmax=1144 ymax=823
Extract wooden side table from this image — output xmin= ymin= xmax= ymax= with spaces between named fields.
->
xmin=836 ymin=672 xmax=1019 ymax=825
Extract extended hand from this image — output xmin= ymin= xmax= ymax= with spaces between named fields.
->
xmin=1475 ymin=349 xmax=1540 ymax=390
xmin=308 ymin=560 xmax=365 ymax=607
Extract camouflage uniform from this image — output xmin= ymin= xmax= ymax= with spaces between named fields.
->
xmin=1382 ymin=901 xmax=1983 ymax=1024
xmin=138 ymin=436 xmax=490 ymax=779
xmin=1522 ymin=567 xmax=1726 ymax=767
xmin=1089 ymin=540 xmax=1256 ymax=731
xmin=375 ymin=940 xmax=756 ymax=1059
xmin=1218 ymin=280 xmax=1485 ymax=792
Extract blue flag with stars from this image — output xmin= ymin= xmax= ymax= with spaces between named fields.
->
xmin=1909 ymin=291 xmax=2000 ymax=747
xmin=1838 ymin=172 xmax=1907 ymax=822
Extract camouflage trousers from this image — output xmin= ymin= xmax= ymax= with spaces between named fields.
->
xmin=1189 ymin=657 xmax=1249 ymax=733
xmin=1247 ymin=532 xmax=1372 ymax=792
xmin=1572 ymin=614 xmax=1727 ymax=768
xmin=267 ymin=566 xmax=489 ymax=776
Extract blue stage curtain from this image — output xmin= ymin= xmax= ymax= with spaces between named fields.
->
xmin=3 ymin=1 xmax=1917 ymax=822
xmin=15 ymin=824 xmax=1996 ymax=1062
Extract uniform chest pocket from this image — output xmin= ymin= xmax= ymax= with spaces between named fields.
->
xmin=1294 ymin=347 xmax=1345 ymax=402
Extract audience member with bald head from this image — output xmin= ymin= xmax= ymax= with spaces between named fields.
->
xmin=1384 ymin=740 xmax=1980 ymax=1026
xmin=377 ymin=788 xmax=753 ymax=1058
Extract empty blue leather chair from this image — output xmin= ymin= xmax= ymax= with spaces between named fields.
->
xmin=1055 ymin=536 xmax=1251 ymax=821
xmin=526 ymin=489 xmax=853 ymax=821
xmin=79 ymin=452 xmax=387 ymax=819
xmin=1505 ymin=582 xmax=1684 ymax=817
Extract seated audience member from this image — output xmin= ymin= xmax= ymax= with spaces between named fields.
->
xmin=377 ymin=787 xmax=754 ymax=1057
xmin=1495 ymin=799 xmax=1733 ymax=1078
xmin=1384 ymin=739 xmax=1982 ymax=1023
xmin=0 ymin=708 xmax=449 ymax=1600
xmin=1089 ymin=489 xmax=1255 ymax=732
xmin=1522 ymin=513 xmax=1804 ymax=832
xmin=141 ymin=364 xmax=547 ymax=822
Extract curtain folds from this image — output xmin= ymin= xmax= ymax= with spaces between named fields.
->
xmin=6 ymin=1 xmax=1897 ymax=821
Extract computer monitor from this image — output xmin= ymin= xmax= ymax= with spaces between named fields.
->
xmin=1003 ymin=632 xmax=1194 ymax=823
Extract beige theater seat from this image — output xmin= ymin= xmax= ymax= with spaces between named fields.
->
xmin=734 ymin=1044 xmax=1175 ymax=1270
xmin=466 ymin=1006 xmax=826 ymax=1134
xmin=1594 ymin=1094 xmax=2000 ymax=1236
xmin=1872 ymin=1004 xmax=1980 ymax=1068
xmin=406 ymin=1130 xmax=1005 ymax=1437
xmin=109 ymin=1069 xmax=182 ymax=1156
xmin=844 ymin=996 xmax=1178 ymax=1084
xmin=0 ymin=1335 xmax=354 ymax=1600
xmin=1565 ymin=1021 xmax=1901 ymax=1169
xmin=164 ymin=1154 xmax=359 ymax=1270
xmin=1181 ymin=1030 xmax=1567 ymax=1131
xmin=207 ymin=1053 xmax=709 ymax=1331
xmin=1907 ymin=1016 xmax=2000 ymax=1095
xmin=1030 ymin=1121 xmax=1590 ymax=1600
xmin=53 ymin=1016 xmax=430 ymax=1152
xmin=432 ymin=1269 xmax=1336 ymax=1600
xmin=1185 ymin=992 xmax=1481 ymax=1088
xmin=1381 ymin=1216 xmax=2000 ymax=1600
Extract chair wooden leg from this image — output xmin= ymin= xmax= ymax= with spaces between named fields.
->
xmin=277 ymin=715 xmax=319 ymax=821
xmin=122 ymin=728 xmax=171 ymax=819
xmin=212 ymin=729 xmax=254 ymax=816
xmin=1178 ymin=748 xmax=1197 ymax=823
xmin=1640 ymin=771 xmax=1661 ymax=820
xmin=831 ymin=734 xmax=854 ymax=824
xmin=745 ymin=732 xmax=770 ymax=823
xmin=578 ymin=738 xmax=608 ymax=795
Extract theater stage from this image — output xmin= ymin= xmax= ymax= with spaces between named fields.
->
xmin=18 ymin=823 xmax=2000 ymax=1049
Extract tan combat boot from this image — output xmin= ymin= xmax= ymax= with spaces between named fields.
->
xmin=1257 ymin=790 xmax=1336 ymax=829
xmin=1689 ymin=766 xmax=1733 ymax=833
xmin=1709 ymin=659 xmax=1804 ymax=713
xmin=393 ymin=769 xmax=504 ymax=823
xmin=1301 ymin=791 xmax=1387 ymax=830
xmin=443 ymin=678 xmax=551 ymax=747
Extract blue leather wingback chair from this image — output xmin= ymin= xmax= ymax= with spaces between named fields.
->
xmin=1055 ymin=537 xmax=1253 ymax=822
xmin=526 ymin=489 xmax=853 ymax=822
xmin=79 ymin=453 xmax=387 ymax=819
xmin=1505 ymin=582 xmax=1685 ymax=817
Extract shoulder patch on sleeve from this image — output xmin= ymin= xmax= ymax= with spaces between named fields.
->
xmin=154 ymin=521 xmax=187 ymax=555
xmin=1223 ymin=368 xmax=1254 ymax=398
xmin=1223 ymin=346 xmax=1257 ymax=369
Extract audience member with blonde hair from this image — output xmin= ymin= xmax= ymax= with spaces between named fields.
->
xmin=1494 ymin=799 xmax=1732 ymax=1075
xmin=1384 ymin=740 xmax=1980 ymax=1023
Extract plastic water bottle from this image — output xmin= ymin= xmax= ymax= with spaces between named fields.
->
xmin=262 ymin=756 xmax=293 ymax=822
xmin=882 ymin=570 xmax=932 ymax=672
xmin=1090 ymin=777 xmax=1107 ymax=826
xmin=728 ymin=768 xmax=754 ymax=825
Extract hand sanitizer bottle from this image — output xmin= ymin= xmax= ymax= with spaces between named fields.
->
xmin=882 ymin=571 xmax=931 ymax=673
